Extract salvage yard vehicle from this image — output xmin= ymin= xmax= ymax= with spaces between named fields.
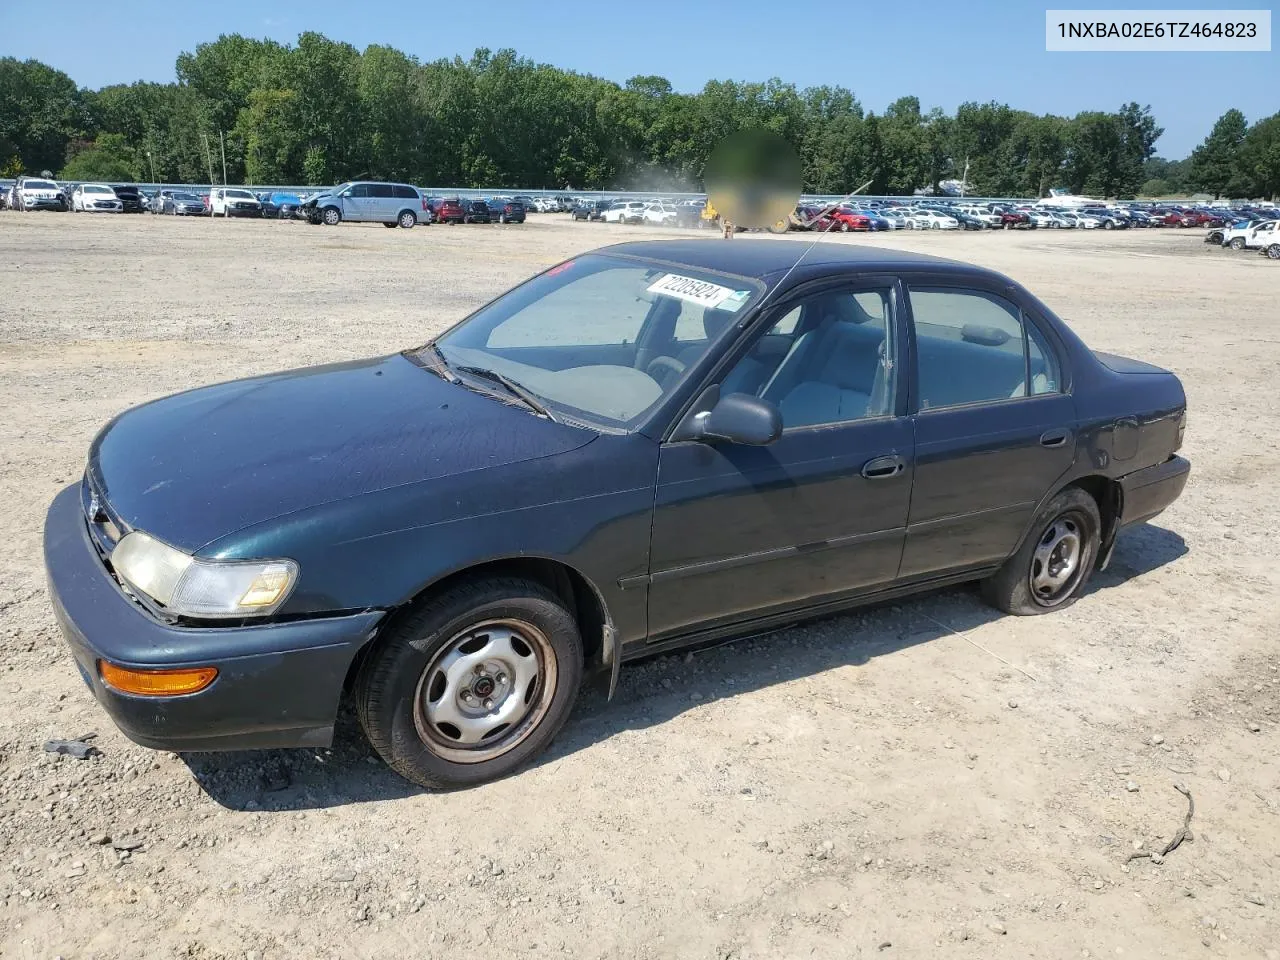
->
xmin=604 ymin=201 xmax=647 ymax=223
xmin=304 ymin=181 xmax=425 ymax=227
xmin=14 ymin=177 xmax=67 ymax=211
xmin=152 ymin=190 xmax=209 ymax=216
xmin=111 ymin=185 xmax=147 ymax=213
xmin=210 ymin=188 xmax=263 ymax=218
xmin=44 ymin=240 xmax=1189 ymax=790
xmin=70 ymin=183 xmax=123 ymax=213
xmin=1220 ymin=219 xmax=1278 ymax=251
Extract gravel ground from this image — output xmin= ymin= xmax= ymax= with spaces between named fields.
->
xmin=0 ymin=212 xmax=1277 ymax=960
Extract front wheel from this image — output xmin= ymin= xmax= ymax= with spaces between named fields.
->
xmin=322 ymin=206 xmax=342 ymax=226
xmin=1228 ymin=237 xmax=1245 ymax=251
xmin=356 ymin=577 xmax=583 ymax=789
xmin=981 ymin=488 xmax=1101 ymax=616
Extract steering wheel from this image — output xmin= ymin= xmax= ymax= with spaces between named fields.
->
xmin=645 ymin=356 xmax=687 ymax=388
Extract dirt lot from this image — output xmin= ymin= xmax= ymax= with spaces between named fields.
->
xmin=0 ymin=212 xmax=1276 ymax=960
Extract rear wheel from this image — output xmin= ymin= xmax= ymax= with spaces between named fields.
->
xmin=398 ymin=210 xmax=417 ymax=229
xmin=356 ymin=577 xmax=583 ymax=789
xmin=1267 ymin=243 xmax=1280 ymax=260
xmin=981 ymin=488 xmax=1101 ymax=616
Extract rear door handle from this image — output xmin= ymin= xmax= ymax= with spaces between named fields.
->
xmin=1040 ymin=428 xmax=1071 ymax=448
xmin=861 ymin=455 xmax=905 ymax=479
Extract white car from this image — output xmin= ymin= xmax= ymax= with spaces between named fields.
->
xmin=957 ymin=205 xmax=1002 ymax=227
xmin=642 ymin=202 xmax=677 ymax=226
xmin=914 ymin=210 xmax=960 ymax=230
xmin=1058 ymin=212 xmax=1099 ymax=229
xmin=210 ymin=187 xmax=263 ymax=217
xmin=15 ymin=177 xmax=66 ymax=211
xmin=602 ymin=201 xmax=645 ymax=223
xmin=888 ymin=208 xmax=927 ymax=229
xmin=71 ymin=183 xmax=123 ymax=213
xmin=1028 ymin=211 xmax=1061 ymax=229
xmin=878 ymin=210 xmax=909 ymax=230
xmin=1222 ymin=219 xmax=1279 ymax=250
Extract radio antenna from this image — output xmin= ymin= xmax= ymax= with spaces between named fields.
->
xmin=757 ymin=178 xmax=875 ymax=309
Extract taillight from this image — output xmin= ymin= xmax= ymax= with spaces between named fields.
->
xmin=422 ymin=196 xmax=428 ymax=211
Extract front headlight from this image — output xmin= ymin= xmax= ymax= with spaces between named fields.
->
xmin=111 ymin=531 xmax=297 ymax=619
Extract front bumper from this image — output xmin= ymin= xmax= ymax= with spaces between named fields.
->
xmin=1119 ymin=455 xmax=1190 ymax=527
xmin=43 ymin=483 xmax=384 ymax=752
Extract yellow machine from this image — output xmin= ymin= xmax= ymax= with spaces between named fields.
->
xmin=700 ymin=199 xmax=789 ymax=233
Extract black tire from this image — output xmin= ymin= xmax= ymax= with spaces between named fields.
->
xmin=1228 ymin=237 xmax=1245 ymax=251
xmin=1266 ymin=243 xmax=1280 ymax=260
xmin=980 ymin=488 xmax=1102 ymax=616
xmin=322 ymin=206 xmax=342 ymax=226
xmin=1103 ymin=219 xmax=1114 ymax=230
xmin=356 ymin=577 xmax=583 ymax=789
xmin=383 ymin=221 xmax=398 ymax=228
xmin=398 ymin=210 xmax=416 ymax=228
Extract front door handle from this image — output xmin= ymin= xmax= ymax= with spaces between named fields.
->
xmin=1040 ymin=428 xmax=1071 ymax=448
xmin=861 ymin=455 xmax=905 ymax=479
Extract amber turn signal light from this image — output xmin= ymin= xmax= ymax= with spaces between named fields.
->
xmin=98 ymin=661 xmax=218 ymax=696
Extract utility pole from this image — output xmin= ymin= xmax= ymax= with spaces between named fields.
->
xmin=961 ymin=156 xmax=970 ymax=198
xmin=219 ymin=131 xmax=228 ymax=186
xmin=201 ymin=133 xmax=215 ymax=185
xmin=146 ymin=150 xmax=156 ymax=184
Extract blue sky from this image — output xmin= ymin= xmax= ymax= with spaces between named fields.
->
xmin=2 ymin=0 xmax=1274 ymax=157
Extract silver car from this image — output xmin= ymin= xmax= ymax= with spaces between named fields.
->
xmin=304 ymin=181 xmax=426 ymax=228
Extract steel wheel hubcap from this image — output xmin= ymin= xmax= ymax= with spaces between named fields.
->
xmin=1029 ymin=515 xmax=1086 ymax=606
xmin=413 ymin=619 xmax=555 ymax=763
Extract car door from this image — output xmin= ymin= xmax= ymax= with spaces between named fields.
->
xmin=342 ymin=184 xmax=371 ymax=221
xmin=898 ymin=281 xmax=1076 ymax=580
xmin=646 ymin=280 xmax=914 ymax=642
xmin=368 ymin=183 xmax=395 ymax=221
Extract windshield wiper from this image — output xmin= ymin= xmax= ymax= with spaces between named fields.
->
xmin=418 ymin=342 xmax=458 ymax=382
xmin=454 ymin=365 xmax=560 ymax=422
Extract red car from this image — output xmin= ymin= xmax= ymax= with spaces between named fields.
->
xmin=829 ymin=206 xmax=872 ymax=232
xmin=428 ymin=197 xmax=465 ymax=224
xmin=997 ymin=208 xmax=1032 ymax=228
xmin=1156 ymin=208 xmax=1210 ymax=228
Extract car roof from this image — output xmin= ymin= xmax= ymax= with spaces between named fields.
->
xmin=599 ymin=238 xmax=979 ymax=284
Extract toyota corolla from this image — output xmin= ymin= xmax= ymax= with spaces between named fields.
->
xmin=44 ymin=240 xmax=1189 ymax=789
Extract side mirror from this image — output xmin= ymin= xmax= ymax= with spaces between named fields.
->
xmin=694 ymin=393 xmax=782 ymax=446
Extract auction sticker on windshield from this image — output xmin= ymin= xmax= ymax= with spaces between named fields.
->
xmin=647 ymin=273 xmax=748 ymax=310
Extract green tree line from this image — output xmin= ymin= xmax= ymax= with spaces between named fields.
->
xmin=1 ymin=34 xmax=1276 ymax=198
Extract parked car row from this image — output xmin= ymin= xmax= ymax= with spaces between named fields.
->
xmin=1 ymin=178 xmax=532 ymax=229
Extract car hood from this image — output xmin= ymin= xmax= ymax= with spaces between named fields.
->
xmin=88 ymin=353 xmax=595 ymax=553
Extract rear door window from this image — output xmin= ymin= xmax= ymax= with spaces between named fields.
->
xmin=908 ymin=287 xmax=1061 ymax=409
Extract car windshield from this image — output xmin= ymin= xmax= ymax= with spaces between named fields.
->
xmin=225 ymin=190 xmax=255 ymax=200
xmin=430 ymin=254 xmax=761 ymax=427
xmin=173 ymin=192 xmax=201 ymax=202
xmin=85 ymin=185 xmax=113 ymax=194
xmin=26 ymin=180 xmax=58 ymax=190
